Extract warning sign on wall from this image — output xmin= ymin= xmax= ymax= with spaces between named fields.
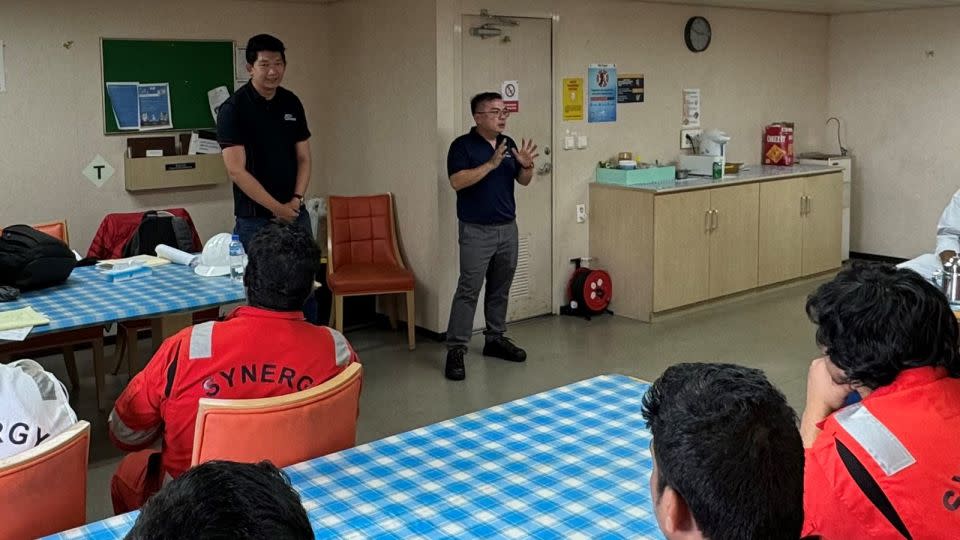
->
xmin=501 ymin=80 xmax=519 ymax=113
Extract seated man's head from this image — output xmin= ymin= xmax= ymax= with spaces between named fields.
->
xmin=244 ymin=223 xmax=319 ymax=311
xmin=642 ymin=363 xmax=804 ymax=540
xmin=125 ymin=460 xmax=313 ymax=540
xmin=806 ymin=261 xmax=960 ymax=391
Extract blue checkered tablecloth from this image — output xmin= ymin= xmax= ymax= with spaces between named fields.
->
xmin=46 ymin=374 xmax=661 ymax=540
xmin=0 ymin=264 xmax=245 ymax=336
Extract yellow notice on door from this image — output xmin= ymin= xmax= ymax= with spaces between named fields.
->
xmin=563 ymin=78 xmax=584 ymax=121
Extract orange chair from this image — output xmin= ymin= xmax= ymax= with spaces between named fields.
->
xmin=0 ymin=221 xmax=109 ymax=410
xmin=327 ymin=194 xmax=416 ymax=350
xmin=190 ymin=363 xmax=363 ymax=468
xmin=0 ymin=421 xmax=90 ymax=539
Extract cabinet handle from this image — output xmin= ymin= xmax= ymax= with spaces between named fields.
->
xmin=713 ymin=209 xmax=719 ymax=230
xmin=705 ymin=210 xmax=712 ymax=232
xmin=800 ymin=196 xmax=805 ymax=216
xmin=806 ymin=196 xmax=812 ymax=215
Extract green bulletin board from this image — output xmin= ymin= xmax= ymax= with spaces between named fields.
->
xmin=101 ymin=38 xmax=234 ymax=134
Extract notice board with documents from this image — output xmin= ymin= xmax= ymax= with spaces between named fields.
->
xmin=101 ymin=38 xmax=234 ymax=134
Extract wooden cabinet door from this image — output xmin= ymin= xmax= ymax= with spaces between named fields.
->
xmin=802 ymin=173 xmax=843 ymax=276
xmin=708 ymin=183 xmax=760 ymax=298
xmin=654 ymin=190 xmax=711 ymax=311
xmin=758 ymin=177 xmax=804 ymax=286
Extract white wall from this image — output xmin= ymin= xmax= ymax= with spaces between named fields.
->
xmin=0 ymin=0 xmax=327 ymax=252
xmin=829 ymin=8 xmax=960 ymax=258
xmin=436 ymin=0 xmax=829 ymax=332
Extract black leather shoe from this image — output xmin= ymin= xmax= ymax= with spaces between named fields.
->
xmin=482 ymin=336 xmax=526 ymax=362
xmin=445 ymin=348 xmax=466 ymax=380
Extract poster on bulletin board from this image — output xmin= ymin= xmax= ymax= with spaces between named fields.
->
xmin=588 ymin=64 xmax=616 ymax=123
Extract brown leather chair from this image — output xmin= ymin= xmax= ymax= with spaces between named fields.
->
xmin=327 ymin=194 xmax=416 ymax=350
xmin=0 ymin=221 xmax=110 ymax=410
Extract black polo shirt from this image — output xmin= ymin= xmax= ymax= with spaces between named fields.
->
xmin=217 ymin=81 xmax=311 ymax=218
xmin=447 ymin=127 xmax=521 ymax=225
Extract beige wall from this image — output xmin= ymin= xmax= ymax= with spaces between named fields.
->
xmin=0 ymin=0 xmax=327 ymax=253
xmin=2 ymin=0 xmax=830 ymax=334
xmin=436 ymin=0 xmax=829 ymax=332
xmin=322 ymin=0 xmax=441 ymax=329
xmin=829 ymin=8 xmax=960 ymax=258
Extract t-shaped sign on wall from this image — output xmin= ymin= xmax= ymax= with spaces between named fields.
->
xmin=82 ymin=155 xmax=115 ymax=187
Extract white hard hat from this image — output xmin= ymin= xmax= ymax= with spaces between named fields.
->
xmin=194 ymin=233 xmax=233 ymax=277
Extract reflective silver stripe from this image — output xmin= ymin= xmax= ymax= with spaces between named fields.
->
xmin=834 ymin=403 xmax=916 ymax=476
xmin=189 ymin=321 xmax=215 ymax=360
xmin=329 ymin=328 xmax=352 ymax=367
xmin=14 ymin=359 xmax=61 ymax=401
xmin=108 ymin=408 xmax=159 ymax=447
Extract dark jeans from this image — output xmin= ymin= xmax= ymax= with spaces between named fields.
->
xmin=234 ymin=209 xmax=317 ymax=322
xmin=445 ymin=220 xmax=519 ymax=349
xmin=233 ymin=208 xmax=312 ymax=250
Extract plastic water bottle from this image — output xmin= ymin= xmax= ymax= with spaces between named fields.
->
xmin=229 ymin=235 xmax=245 ymax=283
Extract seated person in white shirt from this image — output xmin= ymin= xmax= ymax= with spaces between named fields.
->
xmin=899 ymin=189 xmax=960 ymax=279
xmin=0 ymin=359 xmax=77 ymax=459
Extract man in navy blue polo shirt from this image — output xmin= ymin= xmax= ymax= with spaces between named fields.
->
xmin=444 ymin=92 xmax=540 ymax=381
xmin=217 ymin=34 xmax=312 ymax=248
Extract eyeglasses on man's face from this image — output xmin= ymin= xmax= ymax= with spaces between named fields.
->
xmin=477 ymin=109 xmax=510 ymax=118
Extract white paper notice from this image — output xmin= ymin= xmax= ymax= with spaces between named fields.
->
xmin=0 ymin=326 xmax=32 ymax=342
xmin=208 ymin=86 xmax=230 ymax=123
xmin=683 ymin=88 xmax=701 ymax=127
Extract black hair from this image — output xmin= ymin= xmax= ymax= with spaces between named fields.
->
xmin=641 ymin=363 xmax=804 ymax=540
xmin=470 ymin=92 xmax=503 ymax=114
xmin=806 ymin=261 xmax=960 ymax=389
xmin=124 ymin=460 xmax=314 ymax=540
xmin=244 ymin=222 xmax=319 ymax=312
xmin=246 ymin=34 xmax=286 ymax=65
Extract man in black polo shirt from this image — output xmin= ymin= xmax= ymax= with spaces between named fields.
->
xmin=443 ymin=92 xmax=540 ymax=381
xmin=217 ymin=34 xmax=312 ymax=248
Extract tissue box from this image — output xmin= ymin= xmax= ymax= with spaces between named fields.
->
xmin=596 ymin=166 xmax=676 ymax=186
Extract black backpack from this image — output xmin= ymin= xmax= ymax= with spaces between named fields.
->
xmin=0 ymin=225 xmax=77 ymax=291
xmin=121 ymin=211 xmax=192 ymax=257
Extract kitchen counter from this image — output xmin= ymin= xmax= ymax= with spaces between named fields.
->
xmin=597 ymin=164 xmax=843 ymax=194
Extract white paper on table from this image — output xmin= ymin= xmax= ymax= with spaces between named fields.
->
xmin=156 ymin=244 xmax=198 ymax=267
xmin=0 ymin=326 xmax=32 ymax=342
xmin=208 ymin=86 xmax=230 ymax=123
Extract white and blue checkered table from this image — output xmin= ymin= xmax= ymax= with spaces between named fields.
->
xmin=47 ymin=374 xmax=662 ymax=539
xmin=0 ymin=264 xmax=245 ymax=336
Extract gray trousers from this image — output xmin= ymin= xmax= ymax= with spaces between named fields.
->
xmin=445 ymin=220 xmax=519 ymax=349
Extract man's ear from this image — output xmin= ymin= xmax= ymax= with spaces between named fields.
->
xmin=660 ymin=486 xmax=699 ymax=537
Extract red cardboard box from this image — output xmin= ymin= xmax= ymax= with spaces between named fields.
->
xmin=763 ymin=124 xmax=794 ymax=166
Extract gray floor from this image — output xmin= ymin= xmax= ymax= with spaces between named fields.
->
xmin=34 ymin=276 xmax=824 ymax=525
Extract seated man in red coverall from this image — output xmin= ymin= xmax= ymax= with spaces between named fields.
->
xmin=801 ymin=261 xmax=960 ymax=539
xmin=108 ymin=222 xmax=359 ymax=514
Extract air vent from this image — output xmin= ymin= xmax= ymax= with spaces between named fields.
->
xmin=510 ymin=234 xmax=531 ymax=299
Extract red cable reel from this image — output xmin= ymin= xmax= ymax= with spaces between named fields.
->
xmin=564 ymin=257 xmax=612 ymax=318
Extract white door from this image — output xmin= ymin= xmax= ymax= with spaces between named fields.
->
xmin=461 ymin=14 xmax=553 ymax=325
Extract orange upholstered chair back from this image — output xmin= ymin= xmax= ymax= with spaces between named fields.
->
xmin=31 ymin=221 xmax=69 ymax=244
xmin=191 ymin=363 xmax=363 ymax=468
xmin=0 ymin=220 xmax=69 ymax=245
xmin=0 ymin=421 xmax=90 ymax=540
xmin=327 ymin=194 xmax=404 ymax=273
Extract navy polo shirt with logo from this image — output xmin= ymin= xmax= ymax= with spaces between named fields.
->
xmin=447 ymin=127 xmax=521 ymax=225
xmin=217 ymin=81 xmax=311 ymax=218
